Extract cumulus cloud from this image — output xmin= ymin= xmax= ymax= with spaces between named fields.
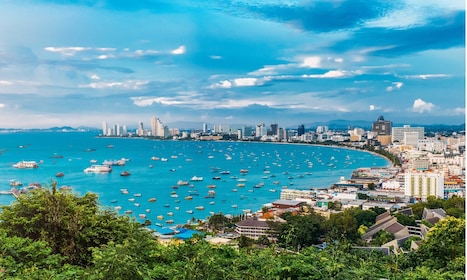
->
xmin=386 ymin=82 xmax=403 ymax=92
xmin=412 ymin=98 xmax=434 ymax=113
xmin=209 ymin=77 xmax=266 ymax=89
xmin=369 ymin=105 xmax=381 ymax=111
xmin=171 ymin=45 xmax=186 ymax=55
xmin=301 ymin=56 xmax=321 ymax=68
xmin=90 ymin=74 xmax=101 ymax=80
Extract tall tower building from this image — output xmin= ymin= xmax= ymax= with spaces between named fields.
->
xmin=372 ymin=115 xmax=392 ymax=136
xmin=151 ymin=116 xmax=158 ymax=137
xmin=202 ymin=123 xmax=208 ymax=133
xmin=297 ymin=124 xmax=305 ymax=136
xmin=102 ymin=122 xmax=108 ymax=136
xmin=137 ymin=121 xmax=144 ymax=136
xmin=270 ymin=123 xmax=278 ymax=136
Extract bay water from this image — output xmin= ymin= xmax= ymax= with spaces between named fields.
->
xmin=0 ymin=132 xmax=390 ymax=226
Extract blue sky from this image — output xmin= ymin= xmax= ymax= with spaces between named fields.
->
xmin=0 ymin=0 xmax=464 ymax=129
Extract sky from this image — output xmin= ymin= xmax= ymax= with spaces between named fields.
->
xmin=0 ymin=0 xmax=465 ymax=129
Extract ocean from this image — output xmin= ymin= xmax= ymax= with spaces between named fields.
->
xmin=0 ymin=132 xmax=390 ymax=226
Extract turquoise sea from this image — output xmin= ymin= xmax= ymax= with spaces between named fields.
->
xmin=0 ymin=132 xmax=390 ymax=226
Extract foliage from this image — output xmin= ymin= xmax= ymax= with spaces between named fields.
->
xmin=392 ymin=212 xmax=417 ymax=226
xmin=0 ymin=181 xmax=150 ymax=266
xmin=325 ymin=209 xmax=359 ymax=242
xmin=403 ymin=236 xmax=421 ymax=251
xmin=370 ymin=230 xmax=395 ymax=246
xmin=276 ymin=211 xmax=325 ymax=251
xmin=415 ymin=216 xmax=465 ymax=272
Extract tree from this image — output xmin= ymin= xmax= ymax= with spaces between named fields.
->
xmin=0 ymin=181 xmax=150 ymax=266
xmin=277 ymin=211 xmax=325 ymax=250
xmin=392 ymin=212 xmax=417 ymax=226
xmin=325 ymin=210 xmax=359 ymax=242
xmin=370 ymin=230 xmax=395 ymax=246
xmin=415 ymin=216 xmax=465 ymax=272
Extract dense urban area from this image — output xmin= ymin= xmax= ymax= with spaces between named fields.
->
xmin=0 ymin=115 xmax=465 ymax=279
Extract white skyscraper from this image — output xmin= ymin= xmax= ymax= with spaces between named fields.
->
xmin=102 ymin=122 xmax=108 ymax=136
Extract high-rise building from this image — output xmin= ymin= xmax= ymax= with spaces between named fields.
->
xmin=392 ymin=125 xmax=424 ymax=144
xmin=372 ymin=115 xmax=392 ymax=136
xmin=202 ymin=123 xmax=208 ymax=133
xmin=151 ymin=116 xmax=158 ymax=137
xmin=297 ymin=124 xmax=305 ymax=136
xmin=404 ymin=169 xmax=444 ymax=200
xmin=256 ymin=123 xmax=266 ymax=137
xmin=242 ymin=126 xmax=253 ymax=139
xmin=137 ymin=121 xmax=144 ymax=136
xmin=270 ymin=123 xmax=278 ymax=136
xmin=102 ymin=122 xmax=108 ymax=136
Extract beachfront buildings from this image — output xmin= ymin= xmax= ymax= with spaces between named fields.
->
xmin=235 ymin=217 xmax=275 ymax=240
xmin=392 ymin=125 xmax=425 ymax=145
xmin=404 ymin=169 xmax=444 ymax=201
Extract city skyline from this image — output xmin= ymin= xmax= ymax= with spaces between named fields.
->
xmin=0 ymin=0 xmax=464 ymax=128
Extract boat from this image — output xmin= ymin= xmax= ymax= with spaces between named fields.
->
xmin=134 ymin=193 xmax=142 ymax=197
xmin=157 ymin=215 xmax=164 ymax=220
xmin=208 ymin=190 xmax=216 ymax=195
xmin=184 ymin=196 xmax=193 ymax=200
xmin=240 ymin=169 xmax=248 ymax=173
xmin=269 ymin=189 xmax=277 ymax=192
xmin=170 ymin=194 xmax=179 ymax=198
xmin=164 ymin=204 xmax=170 ymax=208
xmin=110 ymin=199 xmax=118 ymax=203
xmin=55 ymin=172 xmax=65 ymax=177
xmin=13 ymin=161 xmax=38 ymax=169
xmin=231 ymin=205 xmax=238 ymax=208
xmin=120 ymin=189 xmax=129 ymax=194
xmin=207 ymin=185 xmax=216 ymax=189
xmin=186 ymin=210 xmax=193 ymax=214
xmin=120 ymin=171 xmax=131 ymax=176
xmin=139 ymin=214 xmax=146 ymax=219
xmin=114 ymin=206 xmax=122 ymax=211
xmin=124 ymin=210 xmax=133 ymax=214
xmin=236 ymin=183 xmax=245 ymax=187
xmin=212 ymin=176 xmax=221 ymax=180
xmin=128 ymin=198 xmax=135 ymax=202
xmin=145 ymin=209 xmax=151 ymax=213
xmin=148 ymin=197 xmax=156 ymax=202
xmin=209 ymin=201 xmax=215 ymax=205
xmin=165 ymin=220 xmax=174 ymax=224
xmin=231 ymin=189 xmax=238 ymax=192
xmin=103 ymin=159 xmax=126 ymax=166
xmin=190 ymin=176 xmax=203 ymax=181
xmin=220 ymin=170 xmax=230 ymax=174
xmin=177 ymin=180 xmax=189 ymax=186
xmin=84 ymin=165 xmax=112 ymax=173
xmin=151 ymin=156 xmax=160 ymax=161
xmin=10 ymin=180 xmax=23 ymax=187
xmin=161 ymin=158 xmax=168 ymax=162
xmin=167 ymin=212 xmax=174 ymax=216
xmin=195 ymin=206 xmax=205 ymax=210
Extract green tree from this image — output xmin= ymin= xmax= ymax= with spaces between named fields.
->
xmin=370 ymin=230 xmax=395 ymax=246
xmin=277 ymin=211 xmax=324 ymax=250
xmin=392 ymin=212 xmax=417 ymax=226
xmin=325 ymin=210 xmax=359 ymax=242
xmin=415 ymin=216 xmax=465 ymax=272
xmin=0 ymin=181 xmax=149 ymax=266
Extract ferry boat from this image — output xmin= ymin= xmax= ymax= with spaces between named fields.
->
xmin=13 ymin=161 xmax=38 ymax=169
xmin=84 ymin=165 xmax=112 ymax=173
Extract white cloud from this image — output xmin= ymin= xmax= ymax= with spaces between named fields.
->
xmin=0 ymin=103 xmax=5 ymax=108
xmin=453 ymin=107 xmax=465 ymax=115
xmin=386 ymin=82 xmax=403 ymax=92
xmin=90 ymin=74 xmax=100 ymax=80
xmin=0 ymin=80 xmax=13 ymax=85
xmin=302 ymin=70 xmax=349 ymax=79
xmin=402 ymin=74 xmax=449 ymax=79
xmin=44 ymin=46 xmax=91 ymax=56
xmin=334 ymin=58 xmax=344 ymax=63
xmin=171 ymin=45 xmax=186 ymax=55
xmin=301 ymin=56 xmax=321 ymax=68
xmin=412 ymin=98 xmax=434 ymax=113
xmin=225 ymin=115 xmax=233 ymax=120
xmin=369 ymin=105 xmax=381 ymax=111
xmin=233 ymin=78 xmax=262 ymax=87
xmin=80 ymin=80 xmax=149 ymax=90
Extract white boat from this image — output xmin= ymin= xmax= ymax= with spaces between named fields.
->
xmin=84 ymin=165 xmax=112 ymax=173
xmin=13 ymin=161 xmax=38 ymax=169
xmin=186 ymin=210 xmax=193 ymax=214
xmin=190 ymin=176 xmax=203 ymax=181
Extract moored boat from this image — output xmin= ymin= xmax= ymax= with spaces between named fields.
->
xmin=55 ymin=172 xmax=65 ymax=177
xmin=13 ymin=161 xmax=39 ymax=169
xmin=148 ymin=197 xmax=156 ymax=202
xmin=195 ymin=206 xmax=205 ymax=210
xmin=84 ymin=165 xmax=112 ymax=173
xmin=120 ymin=171 xmax=131 ymax=176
